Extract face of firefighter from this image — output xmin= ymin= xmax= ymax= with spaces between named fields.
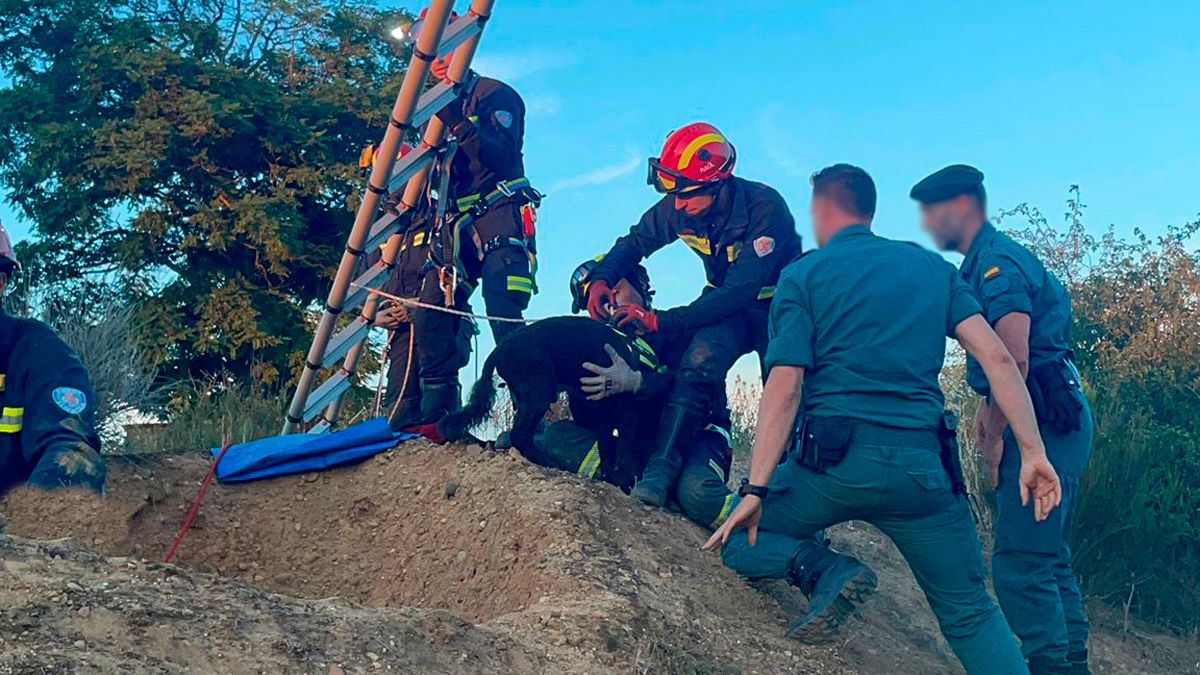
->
xmin=611 ymin=279 xmax=646 ymax=310
xmin=0 ymin=271 xmax=7 ymax=297
xmin=920 ymin=196 xmax=975 ymax=253
xmin=673 ymin=189 xmax=716 ymax=219
xmin=431 ymin=51 xmax=454 ymax=81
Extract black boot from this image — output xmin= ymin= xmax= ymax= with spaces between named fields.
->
xmin=1066 ymin=650 xmax=1090 ymax=675
xmin=629 ymin=402 xmax=705 ymax=507
xmin=391 ymin=377 xmax=460 ymax=431
xmin=786 ymin=543 xmax=877 ymax=643
xmin=1027 ymin=655 xmax=1071 ymax=675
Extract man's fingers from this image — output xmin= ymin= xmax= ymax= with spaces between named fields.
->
xmin=581 ymin=362 xmax=603 ymax=376
xmin=1020 ymin=481 xmax=1030 ymax=507
xmin=603 ymin=344 xmax=621 ymax=362
xmin=702 ymin=528 xmax=723 ymax=551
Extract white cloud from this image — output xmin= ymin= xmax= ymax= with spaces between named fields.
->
xmin=549 ymin=155 xmax=641 ymax=194
xmin=525 ymin=93 xmax=562 ymax=117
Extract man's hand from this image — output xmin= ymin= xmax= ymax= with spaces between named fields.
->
xmin=585 ymin=280 xmax=615 ymax=320
xmin=612 ymin=305 xmax=659 ymax=334
xmin=703 ymin=495 xmax=762 ymax=551
xmin=1019 ymin=456 xmax=1062 ymax=522
xmin=375 ymin=304 xmax=410 ymax=330
xmin=580 ymin=344 xmax=644 ymax=401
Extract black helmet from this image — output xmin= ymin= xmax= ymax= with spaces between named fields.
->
xmin=569 ymin=255 xmax=652 ymax=314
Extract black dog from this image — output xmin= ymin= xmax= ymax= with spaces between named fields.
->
xmin=440 ymin=316 xmax=641 ymax=483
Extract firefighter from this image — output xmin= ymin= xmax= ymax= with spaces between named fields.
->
xmin=586 ymin=123 xmax=802 ymax=507
xmin=390 ymin=7 xmax=542 ymax=428
xmin=0 ymin=223 xmax=106 ymax=497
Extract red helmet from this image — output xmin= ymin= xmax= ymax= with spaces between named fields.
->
xmin=0 ymin=222 xmax=18 ymax=274
xmin=409 ymin=7 xmax=460 ymax=42
xmin=647 ymin=122 xmax=737 ymax=194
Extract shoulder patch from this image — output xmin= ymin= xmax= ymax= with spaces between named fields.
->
xmin=52 ymin=387 xmax=88 ymax=415
xmin=983 ymin=265 xmax=1001 ymax=280
xmin=494 ymin=110 xmax=513 ymax=128
xmin=753 ymin=236 xmax=775 ymax=257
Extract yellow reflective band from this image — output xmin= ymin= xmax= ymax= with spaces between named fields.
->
xmin=413 ymin=231 xmax=426 ymax=246
xmin=678 ymin=234 xmax=712 ymax=256
xmin=506 ymin=276 xmax=534 ymax=294
xmin=727 ymin=243 xmax=743 ymax=262
xmin=708 ymin=459 xmax=727 ymax=484
xmin=711 ymin=493 xmax=736 ymax=529
xmin=677 ymin=132 xmax=725 ymax=170
xmin=577 ymin=443 xmax=601 ymax=479
xmin=0 ymin=406 xmax=24 ymax=434
xmin=757 ymin=286 xmax=776 ymax=300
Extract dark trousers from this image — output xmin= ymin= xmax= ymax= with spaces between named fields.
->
xmin=382 ymin=324 xmax=419 ymax=412
xmin=411 ymin=268 xmax=472 ymax=382
xmin=668 ymin=305 xmax=769 ymax=410
xmin=994 ymin=396 xmax=1093 ymax=663
xmin=463 ymin=203 xmax=534 ymax=344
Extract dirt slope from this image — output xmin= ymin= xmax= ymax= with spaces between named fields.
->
xmin=2 ymin=442 xmax=1196 ymax=674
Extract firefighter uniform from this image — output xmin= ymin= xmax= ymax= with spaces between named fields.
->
xmin=720 ymin=225 xmax=1026 ymax=673
xmin=591 ymin=176 xmax=802 ymax=504
xmin=961 ymin=221 xmax=1092 ymax=671
xmin=395 ymin=74 xmax=539 ymax=427
xmin=0 ymin=310 xmax=106 ymax=496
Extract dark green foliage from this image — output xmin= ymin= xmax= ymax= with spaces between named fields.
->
xmin=0 ymin=0 xmax=412 ymax=384
xmin=997 ymin=189 xmax=1200 ymax=631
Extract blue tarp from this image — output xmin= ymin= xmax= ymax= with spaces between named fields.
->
xmin=211 ymin=417 xmax=417 ymax=483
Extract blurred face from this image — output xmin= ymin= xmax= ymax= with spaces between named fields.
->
xmin=611 ymin=278 xmax=645 ymax=309
xmin=920 ymin=196 xmax=972 ymax=252
xmin=809 ymin=195 xmax=839 ymax=247
xmin=0 ymin=272 xmax=7 ymax=297
xmin=673 ymin=189 xmax=716 ymax=219
xmin=430 ymin=51 xmax=453 ymax=81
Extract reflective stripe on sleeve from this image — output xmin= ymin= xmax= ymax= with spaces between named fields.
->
xmin=757 ymin=286 xmax=776 ymax=300
xmin=507 ymin=276 xmax=534 ymax=294
xmin=0 ymin=406 xmax=24 ymax=433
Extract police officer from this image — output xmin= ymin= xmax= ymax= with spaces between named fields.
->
xmin=912 ymin=165 xmax=1093 ymax=675
xmin=391 ymin=7 xmax=541 ymax=428
xmin=0 ymin=223 xmax=106 ymax=497
xmin=586 ymin=123 xmax=802 ymax=508
xmin=706 ymin=165 xmax=1063 ymax=671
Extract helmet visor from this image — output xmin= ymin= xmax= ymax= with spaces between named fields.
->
xmin=646 ymin=157 xmax=709 ymax=195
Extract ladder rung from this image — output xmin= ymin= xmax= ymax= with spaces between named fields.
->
xmin=382 ymin=149 xmax=435 ymax=198
xmin=307 ymin=420 xmax=331 ymax=435
xmin=406 ymin=80 xmax=461 ymax=139
xmin=343 ymin=263 xmax=392 ymax=313
xmin=322 ymin=317 xmax=373 ymax=369
xmin=365 ymin=213 xmax=402 ymax=255
xmin=303 ymin=371 xmax=353 ymax=422
xmin=436 ymin=13 xmax=485 ymax=58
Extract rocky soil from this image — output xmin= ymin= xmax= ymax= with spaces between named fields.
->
xmin=1 ymin=441 xmax=1196 ymax=674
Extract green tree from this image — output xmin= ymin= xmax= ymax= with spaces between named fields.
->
xmin=997 ymin=191 xmax=1200 ymax=630
xmin=0 ymin=0 xmax=412 ymax=384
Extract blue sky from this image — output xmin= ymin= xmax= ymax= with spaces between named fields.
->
xmin=4 ymin=0 xmax=1198 ymax=381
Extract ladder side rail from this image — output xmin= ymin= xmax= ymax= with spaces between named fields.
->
xmin=281 ymin=0 xmax=458 ymax=434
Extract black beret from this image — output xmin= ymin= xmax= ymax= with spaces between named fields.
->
xmin=909 ymin=164 xmax=985 ymax=204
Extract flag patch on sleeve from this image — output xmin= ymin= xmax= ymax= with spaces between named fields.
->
xmin=983 ymin=265 xmax=1001 ymax=280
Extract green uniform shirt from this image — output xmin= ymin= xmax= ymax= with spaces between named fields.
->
xmin=766 ymin=225 xmax=981 ymax=430
xmin=960 ymin=222 xmax=1074 ymax=396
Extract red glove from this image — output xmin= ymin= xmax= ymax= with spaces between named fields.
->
xmin=612 ymin=305 xmax=659 ymax=334
xmin=586 ymin=279 xmax=615 ymax=320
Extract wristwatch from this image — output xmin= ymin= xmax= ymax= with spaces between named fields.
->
xmin=738 ymin=478 xmax=769 ymax=499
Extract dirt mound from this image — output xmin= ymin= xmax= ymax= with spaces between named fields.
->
xmin=0 ymin=535 xmax=544 ymax=674
xmin=3 ymin=443 xmax=1196 ymax=674
xmin=2 ymin=443 xmax=853 ymax=674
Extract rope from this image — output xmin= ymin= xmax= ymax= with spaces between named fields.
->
xmin=372 ymin=331 xmax=391 ymax=417
xmin=164 ymin=439 xmax=233 ymax=564
xmin=387 ymin=328 xmax=417 ymax=420
xmin=351 ymin=283 xmax=539 ymax=324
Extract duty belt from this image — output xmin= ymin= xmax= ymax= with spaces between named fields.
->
xmin=448 ymin=177 xmax=541 ymax=265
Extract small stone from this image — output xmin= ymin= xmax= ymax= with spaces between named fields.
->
xmin=367 ymin=652 xmax=380 ymax=662
xmin=73 ymin=640 xmax=85 ymax=649
xmin=444 ymin=480 xmax=459 ymax=499
xmin=329 ymin=666 xmax=346 ymax=675
xmin=454 ymin=551 xmax=468 ymax=564
xmin=478 ymin=520 xmax=487 ymax=529
xmin=293 ymin=522 xmax=302 ymax=532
